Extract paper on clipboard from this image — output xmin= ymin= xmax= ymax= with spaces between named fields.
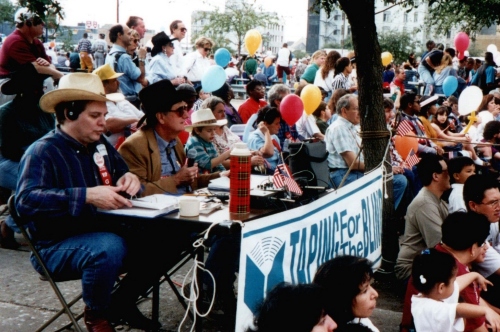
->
xmin=208 ymin=174 xmax=270 ymax=191
xmin=98 ymin=194 xmax=179 ymax=218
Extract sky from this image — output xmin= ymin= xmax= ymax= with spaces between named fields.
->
xmin=55 ymin=0 xmax=309 ymax=42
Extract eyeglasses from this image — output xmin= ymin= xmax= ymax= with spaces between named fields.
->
xmin=479 ymin=199 xmax=500 ymax=208
xmin=167 ymin=43 xmax=174 ymax=48
xmin=180 ymin=28 xmax=187 ymax=32
xmin=169 ymin=105 xmax=188 ymax=117
xmin=204 ymin=48 xmax=212 ymax=53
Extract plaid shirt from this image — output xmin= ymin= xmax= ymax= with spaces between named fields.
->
xmin=325 ymin=116 xmax=363 ymax=169
xmin=15 ymin=127 xmax=129 ymax=244
xmin=184 ymin=134 xmax=225 ymax=174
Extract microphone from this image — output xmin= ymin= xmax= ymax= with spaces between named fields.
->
xmin=186 ymin=149 xmax=197 ymax=167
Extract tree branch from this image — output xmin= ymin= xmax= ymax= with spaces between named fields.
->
xmin=375 ymin=0 xmax=410 ymax=14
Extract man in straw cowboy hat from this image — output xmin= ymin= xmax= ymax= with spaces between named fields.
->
xmin=15 ymin=73 xmax=184 ymax=331
xmin=118 ymin=79 xmax=224 ymax=196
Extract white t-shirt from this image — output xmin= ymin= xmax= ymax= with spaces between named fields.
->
xmin=314 ymin=68 xmax=335 ymax=92
xmin=411 ymin=281 xmax=463 ymax=332
xmin=276 ymin=47 xmax=291 ymax=67
xmin=295 ymin=112 xmax=321 ymax=139
xmin=170 ymin=39 xmax=185 ymax=76
xmin=448 ymin=183 xmax=467 ymax=213
xmin=348 ymin=317 xmax=379 ymax=332
xmin=104 ymin=99 xmax=144 ymax=146
xmin=475 ymin=111 xmax=494 ymax=142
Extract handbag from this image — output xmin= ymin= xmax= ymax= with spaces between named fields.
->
xmin=287 ymin=140 xmax=331 ymax=188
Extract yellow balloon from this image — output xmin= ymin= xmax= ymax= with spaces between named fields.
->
xmin=300 ymin=85 xmax=322 ymax=115
xmin=381 ymin=52 xmax=393 ymax=66
xmin=244 ymin=29 xmax=262 ymax=56
xmin=293 ymin=82 xmax=299 ymax=90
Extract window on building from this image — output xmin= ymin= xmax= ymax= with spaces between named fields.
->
xmin=414 ymin=12 xmax=418 ymax=22
xmin=404 ymin=13 xmax=408 ymax=22
xmin=383 ymin=11 xmax=390 ymax=22
xmin=333 ymin=29 xmax=340 ymax=35
xmin=347 ymin=26 xmax=351 ymax=35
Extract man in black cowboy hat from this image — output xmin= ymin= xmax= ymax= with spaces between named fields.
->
xmin=0 ymin=7 xmax=63 ymax=248
xmin=118 ymin=79 xmax=221 ymax=195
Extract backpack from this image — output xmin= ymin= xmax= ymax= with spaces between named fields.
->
xmin=108 ymin=51 xmax=125 ymax=72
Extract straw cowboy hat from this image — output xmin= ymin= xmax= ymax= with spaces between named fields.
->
xmin=185 ymin=108 xmax=227 ymax=132
xmin=93 ymin=64 xmax=123 ymax=81
xmin=40 ymin=73 xmax=123 ymax=113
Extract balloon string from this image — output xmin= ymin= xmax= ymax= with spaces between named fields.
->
xmin=402 ymin=134 xmax=499 ymax=146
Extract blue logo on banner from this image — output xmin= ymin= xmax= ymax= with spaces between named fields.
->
xmin=243 ymin=236 xmax=285 ymax=314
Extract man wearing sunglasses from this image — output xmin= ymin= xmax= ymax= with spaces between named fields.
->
xmin=183 ymin=36 xmax=214 ymax=90
xmin=118 ymin=79 xmax=222 ymax=195
xmin=169 ymin=20 xmax=188 ymax=76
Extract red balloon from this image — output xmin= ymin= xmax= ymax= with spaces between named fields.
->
xmin=394 ymin=135 xmax=418 ymax=160
xmin=280 ymin=94 xmax=303 ymax=126
xmin=454 ymin=32 xmax=469 ymax=53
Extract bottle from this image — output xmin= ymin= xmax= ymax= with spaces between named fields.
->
xmin=229 ymin=143 xmax=251 ymax=214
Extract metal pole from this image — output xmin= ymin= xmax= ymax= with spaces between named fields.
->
xmin=117 ymin=0 xmax=119 ymax=23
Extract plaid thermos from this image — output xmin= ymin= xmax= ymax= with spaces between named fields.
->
xmin=229 ymin=143 xmax=251 ymax=213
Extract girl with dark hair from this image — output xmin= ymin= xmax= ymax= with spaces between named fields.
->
xmin=211 ymin=82 xmax=243 ymax=127
xmin=411 ymin=248 xmax=491 ymax=332
xmin=313 ymin=255 xmax=379 ymax=331
xmin=331 ymin=57 xmax=354 ymax=92
xmin=476 ymin=94 xmax=500 ymax=141
xmin=248 ymin=283 xmax=337 ymax=332
xmin=247 ymin=106 xmax=282 ymax=173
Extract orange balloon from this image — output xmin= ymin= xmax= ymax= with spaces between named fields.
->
xmin=49 ymin=41 xmax=55 ymax=48
xmin=264 ymin=57 xmax=272 ymax=67
xmin=394 ymin=135 xmax=418 ymax=159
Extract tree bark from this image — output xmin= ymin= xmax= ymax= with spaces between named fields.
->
xmin=338 ymin=0 xmax=398 ymax=269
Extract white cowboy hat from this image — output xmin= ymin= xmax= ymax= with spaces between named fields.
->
xmin=185 ymin=108 xmax=227 ymax=132
xmin=40 ymin=73 xmax=123 ymax=113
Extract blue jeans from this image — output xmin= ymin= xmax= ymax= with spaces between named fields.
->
xmin=0 ymin=152 xmax=18 ymax=191
xmin=417 ymin=65 xmax=434 ymax=95
xmin=31 ymin=232 xmax=127 ymax=311
xmin=330 ymin=169 xmax=364 ymax=188
xmin=393 ymin=174 xmax=408 ymax=209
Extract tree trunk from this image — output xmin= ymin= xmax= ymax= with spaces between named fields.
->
xmin=339 ymin=0 xmax=398 ymax=269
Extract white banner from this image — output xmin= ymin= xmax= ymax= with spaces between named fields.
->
xmin=235 ymin=167 xmax=383 ymax=331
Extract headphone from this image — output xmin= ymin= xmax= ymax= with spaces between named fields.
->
xmin=66 ymin=102 xmax=80 ymax=121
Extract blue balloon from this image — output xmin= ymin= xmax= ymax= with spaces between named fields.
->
xmin=202 ymin=65 xmax=226 ymax=93
xmin=442 ymin=76 xmax=458 ymax=97
xmin=214 ymin=48 xmax=231 ymax=67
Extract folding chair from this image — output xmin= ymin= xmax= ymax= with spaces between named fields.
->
xmin=8 ymin=196 xmax=85 ymax=332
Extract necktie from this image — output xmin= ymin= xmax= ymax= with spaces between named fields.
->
xmin=166 ymin=147 xmax=177 ymax=174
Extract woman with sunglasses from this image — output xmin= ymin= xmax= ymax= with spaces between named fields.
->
xmin=126 ymin=29 xmax=141 ymax=68
xmin=182 ymin=36 xmax=214 ymax=90
xmin=146 ymin=31 xmax=185 ymax=86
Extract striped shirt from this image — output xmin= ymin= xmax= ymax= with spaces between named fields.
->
xmin=331 ymin=72 xmax=349 ymax=91
xmin=78 ymin=38 xmax=92 ymax=53
xmin=184 ymin=135 xmax=225 ymax=174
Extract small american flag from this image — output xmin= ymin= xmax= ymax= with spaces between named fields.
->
xmin=273 ymin=163 xmax=303 ymax=195
xmin=404 ymin=149 xmax=420 ymax=169
xmin=397 ymin=120 xmax=414 ymax=137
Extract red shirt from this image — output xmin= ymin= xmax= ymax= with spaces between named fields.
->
xmin=238 ymin=98 xmax=268 ymax=124
xmin=0 ymin=29 xmax=49 ymax=77
xmin=401 ymin=243 xmax=484 ymax=332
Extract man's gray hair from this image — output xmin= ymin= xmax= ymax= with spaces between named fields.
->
xmin=268 ymin=84 xmax=291 ymax=107
xmin=336 ymin=94 xmax=357 ymax=115
xmin=201 ymin=96 xmax=224 ymax=111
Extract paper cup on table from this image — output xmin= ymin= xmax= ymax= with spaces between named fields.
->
xmin=178 ymin=196 xmax=200 ymax=217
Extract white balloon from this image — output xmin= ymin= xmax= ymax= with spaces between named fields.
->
xmin=464 ymin=50 xmax=470 ymax=57
xmin=487 ymin=44 xmax=498 ymax=53
xmin=458 ymin=86 xmax=483 ymax=115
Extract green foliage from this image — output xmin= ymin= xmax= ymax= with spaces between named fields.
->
xmin=0 ymin=0 xmax=15 ymax=24
xmin=293 ymin=50 xmax=308 ymax=59
xmin=18 ymin=0 xmax=64 ymax=21
xmin=59 ymin=27 xmax=74 ymax=52
xmin=193 ymin=1 xmax=278 ymax=55
xmin=378 ymin=29 xmax=421 ymax=64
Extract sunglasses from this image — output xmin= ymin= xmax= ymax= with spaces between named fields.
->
xmin=180 ymin=28 xmax=187 ymax=32
xmin=204 ymin=48 xmax=212 ymax=52
xmin=169 ymin=105 xmax=188 ymax=116
xmin=132 ymin=39 xmax=140 ymax=43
